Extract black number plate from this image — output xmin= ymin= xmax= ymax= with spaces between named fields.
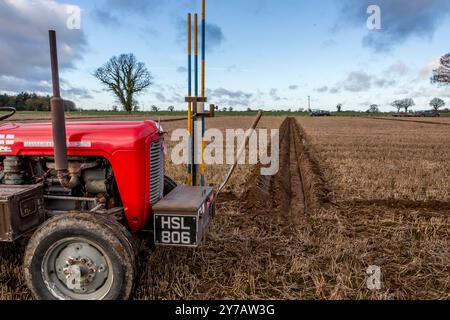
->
xmin=154 ymin=215 xmax=198 ymax=246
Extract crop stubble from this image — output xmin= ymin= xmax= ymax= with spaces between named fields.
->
xmin=1 ymin=116 xmax=449 ymax=300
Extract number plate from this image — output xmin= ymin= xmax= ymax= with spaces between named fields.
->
xmin=154 ymin=215 xmax=198 ymax=247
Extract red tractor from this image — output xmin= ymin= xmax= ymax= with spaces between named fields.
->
xmin=0 ymin=31 xmax=216 ymax=300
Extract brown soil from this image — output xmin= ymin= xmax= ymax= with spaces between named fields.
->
xmin=242 ymin=118 xmax=331 ymax=221
xmin=368 ymin=116 xmax=450 ymax=127
xmin=1 ymin=116 xmax=449 ymax=300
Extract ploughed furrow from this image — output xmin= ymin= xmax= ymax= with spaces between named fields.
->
xmin=287 ymin=117 xmax=307 ymax=218
xmin=242 ymin=117 xmax=329 ymax=224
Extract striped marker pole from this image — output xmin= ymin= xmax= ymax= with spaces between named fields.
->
xmin=192 ymin=13 xmax=199 ymax=186
xmin=187 ymin=13 xmax=193 ymax=186
xmin=200 ymin=0 xmax=206 ymax=187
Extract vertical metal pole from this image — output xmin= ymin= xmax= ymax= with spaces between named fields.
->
xmin=202 ymin=0 xmax=206 ymax=98
xmin=48 ymin=30 xmax=68 ymax=174
xmin=192 ymin=13 xmax=199 ymax=186
xmin=49 ymin=31 xmax=61 ymax=99
xmin=187 ymin=14 xmax=193 ymax=186
xmin=200 ymin=0 xmax=206 ymax=187
xmin=195 ymin=14 xmax=199 ymax=100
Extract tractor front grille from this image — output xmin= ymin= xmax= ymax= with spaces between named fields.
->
xmin=150 ymin=139 xmax=164 ymax=204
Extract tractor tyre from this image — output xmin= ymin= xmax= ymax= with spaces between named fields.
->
xmin=164 ymin=176 xmax=178 ymax=196
xmin=24 ymin=212 xmax=136 ymax=300
xmin=94 ymin=213 xmax=138 ymax=262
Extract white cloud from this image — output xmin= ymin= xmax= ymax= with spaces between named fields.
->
xmin=0 ymin=0 xmax=87 ymax=95
xmin=419 ymin=57 xmax=441 ymax=80
xmin=340 ymin=0 xmax=450 ymax=52
xmin=332 ymin=71 xmax=396 ymax=93
xmin=384 ymin=62 xmax=410 ymax=77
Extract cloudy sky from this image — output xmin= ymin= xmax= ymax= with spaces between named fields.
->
xmin=0 ymin=0 xmax=450 ymax=111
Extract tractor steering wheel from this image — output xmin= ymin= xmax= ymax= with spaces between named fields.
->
xmin=0 ymin=107 xmax=17 ymax=121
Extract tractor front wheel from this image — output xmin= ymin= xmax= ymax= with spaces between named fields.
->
xmin=24 ymin=212 xmax=136 ymax=300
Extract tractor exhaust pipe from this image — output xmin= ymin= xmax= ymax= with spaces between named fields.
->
xmin=49 ymin=30 xmax=78 ymax=189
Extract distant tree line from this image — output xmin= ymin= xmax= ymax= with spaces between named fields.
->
xmin=0 ymin=92 xmax=77 ymax=112
xmin=389 ymin=97 xmax=447 ymax=113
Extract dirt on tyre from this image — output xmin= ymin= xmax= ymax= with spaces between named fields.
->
xmin=23 ymin=212 xmax=136 ymax=300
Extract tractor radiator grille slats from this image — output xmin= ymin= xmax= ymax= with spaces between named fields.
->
xmin=150 ymin=140 xmax=164 ymax=204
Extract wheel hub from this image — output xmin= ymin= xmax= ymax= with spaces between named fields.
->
xmin=46 ymin=240 xmax=111 ymax=298
xmin=62 ymin=256 xmax=98 ymax=289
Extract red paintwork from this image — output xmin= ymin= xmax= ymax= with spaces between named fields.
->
xmin=0 ymin=121 xmax=163 ymax=231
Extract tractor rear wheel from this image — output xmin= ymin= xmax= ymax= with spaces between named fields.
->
xmin=24 ymin=212 xmax=135 ymax=300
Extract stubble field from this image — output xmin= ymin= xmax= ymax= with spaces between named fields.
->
xmin=1 ymin=115 xmax=449 ymax=300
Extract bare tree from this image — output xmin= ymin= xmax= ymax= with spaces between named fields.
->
xmin=368 ymin=104 xmax=379 ymax=113
xmin=401 ymin=98 xmax=415 ymax=112
xmin=168 ymin=105 xmax=175 ymax=112
xmin=336 ymin=103 xmax=343 ymax=112
xmin=94 ymin=54 xmax=153 ymax=113
xmin=430 ymin=97 xmax=445 ymax=111
xmin=432 ymin=53 xmax=450 ymax=85
xmin=151 ymin=105 xmax=159 ymax=112
xmin=392 ymin=98 xmax=414 ymax=113
xmin=391 ymin=100 xmax=403 ymax=113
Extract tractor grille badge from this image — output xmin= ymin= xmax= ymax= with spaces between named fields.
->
xmin=0 ymin=135 xmax=14 ymax=152
xmin=0 ymin=134 xmax=14 ymax=145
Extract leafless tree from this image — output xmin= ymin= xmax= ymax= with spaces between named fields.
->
xmin=368 ymin=104 xmax=379 ymax=113
xmin=402 ymin=98 xmax=415 ymax=112
xmin=391 ymin=100 xmax=403 ymax=113
xmin=336 ymin=103 xmax=343 ymax=112
xmin=432 ymin=53 xmax=450 ymax=85
xmin=430 ymin=97 xmax=445 ymax=111
xmin=392 ymin=98 xmax=415 ymax=113
xmin=94 ymin=54 xmax=152 ymax=113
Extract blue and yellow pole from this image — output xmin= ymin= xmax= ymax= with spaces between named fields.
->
xmin=187 ymin=13 xmax=193 ymax=186
xmin=200 ymin=0 xmax=206 ymax=187
xmin=192 ymin=13 xmax=199 ymax=186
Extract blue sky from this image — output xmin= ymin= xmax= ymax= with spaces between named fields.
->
xmin=1 ymin=0 xmax=450 ymax=111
